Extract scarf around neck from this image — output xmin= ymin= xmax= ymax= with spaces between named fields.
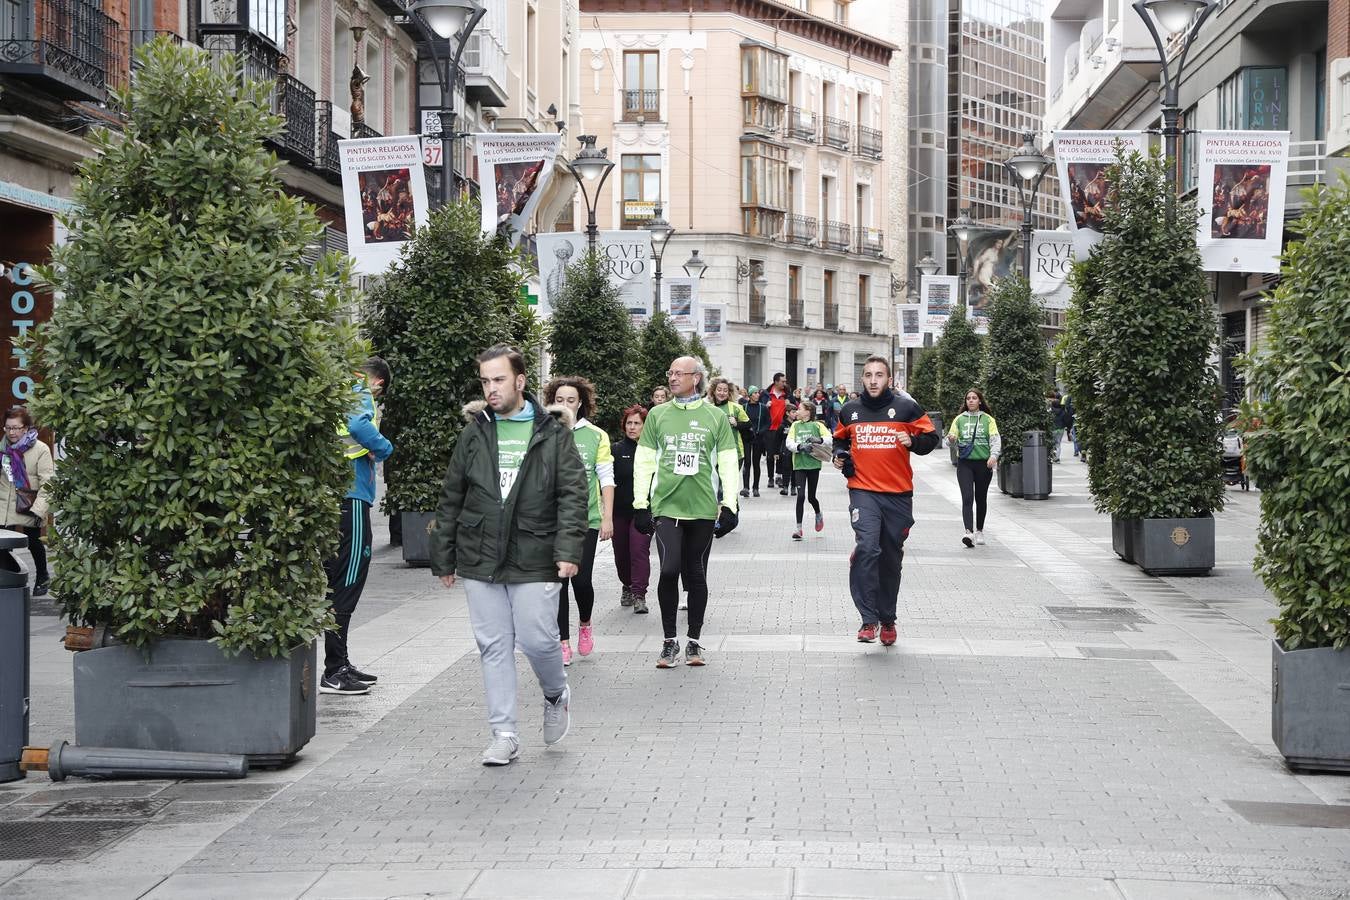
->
xmin=3 ymin=428 xmax=38 ymax=490
xmin=859 ymin=388 xmax=895 ymax=410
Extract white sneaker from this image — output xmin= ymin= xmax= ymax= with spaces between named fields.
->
xmin=481 ymin=732 xmax=519 ymax=766
xmin=975 ymin=531 xmax=985 ymax=545
xmin=543 ymin=685 xmax=571 ymax=745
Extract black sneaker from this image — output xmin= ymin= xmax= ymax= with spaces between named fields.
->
xmin=779 ymin=487 xmax=789 ymax=496
xmin=32 ymin=580 xmax=49 ymax=597
xmin=685 ymin=640 xmax=706 ymax=666
xmin=633 ymin=596 xmax=649 ymax=614
xmin=319 ymin=667 xmax=370 ymax=695
xmin=656 ymin=639 xmax=681 ymax=668
xmin=620 ymin=587 xmax=634 ymax=608
xmin=752 ymin=489 xmax=760 ymax=497
xmin=739 ymin=489 xmax=750 ymax=498
xmin=347 ymin=665 xmax=378 ymax=685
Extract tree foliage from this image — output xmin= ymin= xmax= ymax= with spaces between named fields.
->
xmin=982 ymin=276 xmax=1051 ymax=464
xmin=936 ymin=304 xmax=984 ymax=419
xmin=1240 ymin=179 xmax=1350 ymax=650
xmin=364 ymin=199 xmax=529 ymax=514
xmin=547 ymin=251 xmax=639 ymax=432
xmin=30 ymin=39 xmax=363 ymax=656
xmin=1060 ymin=247 xmax=1111 ymax=506
xmin=909 ymin=347 xmax=939 ymax=412
xmin=637 ymin=312 xmax=688 ymax=398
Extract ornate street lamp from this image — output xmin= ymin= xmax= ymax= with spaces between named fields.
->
xmin=408 ymin=0 xmax=484 ymax=208
xmin=1003 ymin=132 xmax=1053 ymax=279
xmin=564 ymin=134 xmax=615 ymax=251
xmin=947 ymin=208 xmax=976 ymax=307
xmin=916 ymin=253 xmax=941 ymax=278
xmin=682 ymin=249 xmax=707 ymax=279
xmin=648 ymin=204 xmax=674 ymax=314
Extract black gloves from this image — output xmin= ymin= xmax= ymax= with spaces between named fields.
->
xmin=713 ymin=506 xmax=739 ymax=538
xmin=634 ymin=508 xmax=655 ymax=536
xmin=834 ymin=449 xmax=855 ymax=478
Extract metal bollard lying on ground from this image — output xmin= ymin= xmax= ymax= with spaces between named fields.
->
xmin=21 ymin=741 xmax=248 ymax=781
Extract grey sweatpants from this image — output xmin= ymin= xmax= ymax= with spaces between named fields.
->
xmin=463 ymin=579 xmax=568 ymax=736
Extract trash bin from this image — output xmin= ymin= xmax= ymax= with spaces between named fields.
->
xmin=1022 ymin=430 xmax=1051 ymax=500
xmin=927 ymin=411 xmax=944 ymax=446
xmin=0 ymin=529 xmax=29 ymax=783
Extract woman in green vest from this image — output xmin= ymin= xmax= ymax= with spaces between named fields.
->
xmin=946 ymin=388 xmax=1001 ymax=548
xmin=785 ymin=400 xmax=830 ymax=540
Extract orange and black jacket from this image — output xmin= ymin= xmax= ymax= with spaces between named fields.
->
xmin=832 ymin=390 xmax=940 ymax=495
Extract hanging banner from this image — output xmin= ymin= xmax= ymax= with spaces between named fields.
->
xmin=1196 ymin=131 xmax=1289 ymax=274
xmin=921 ymin=274 xmax=958 ymax=330
xmin=700 ymin=301 xmax=726 ymax=344
xmin=897 ymin=303 xmax=924 ymax=348
xmin=338 ymin=136 xmax=429 ymax=275
xmin=1052 ymin=130 xmax=1148 ymax=260
xmin=474 ymin=133 xmax=562 ymax=240
xmin=1031 ymin=230 xmax=1074 ymax=310
xmin=966 ymin=226 xmax=1019 ymax=323
xmin=536 ymin=231 xmax=652 ymax=320
xmin=663 ymin=276 xmax=700 ymax=332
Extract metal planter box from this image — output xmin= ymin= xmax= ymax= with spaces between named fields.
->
xmin=999 ymin=459 xmax=1023 ymax=498
xmin=74 ymin=639 xmax=316 ymax=766
xmin=1273 ymin=641 xmax=1350 ymax=773
xmin=1131 ymin=516 xmax=1214 ymax=576
xmin=401 ymin=511 xmax=435 ymax=567
xmin=1112 ymin=515 xmax=1136 ymax=563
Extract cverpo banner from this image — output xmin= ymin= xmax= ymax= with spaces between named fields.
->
xmin=536 ymin=231 xmax=652 ymax=320
xmin=1030 ymin=230 xmax=1074 ymax=310
xmin=700 ymin=302 xmax=726 ymax=344
xmin=1052 ymin=130 xmax=1147 ymax=260
xmin=474 ymin=133 xmax=562 ymax=241
xmin=1195 ymin=131 xmax=1289 ymax=274
xmin=338 ymin=136 xmax=429 ymax=275
xmin=897 ymin=303 xmax=924 ymax=348
xmin=663 ymin=277 xmax=700 ymax=332
xmin=921 ymin=274 xmax=959 ymax=330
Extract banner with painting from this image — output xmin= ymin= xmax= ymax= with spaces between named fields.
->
xmin=1195 ymin=131 xmax=1289 ymax=274
xmin=1052 ymin=130 xmax=1148 ymax=260
xmin=536 ymin=231 xmax=653 ymax=320
xmin=921 ymin=275 xmax=958 ymax=330
xmin=700 ymin=302 xmax=726 ymax=344
xmin=1030 ymin=230 xmax=1074 ymax=310
xmin=965 ymin=226 xmax=1019 ymax=329
xmin=897 ymin=303 xmax=924 ymax=348
xmin=474 ymin=133 xmax=562 ymax=241
xmin=338 ymin=136 xmax=429 ymax=274
xmin=663 ymin=277 xmax=700 ymax=332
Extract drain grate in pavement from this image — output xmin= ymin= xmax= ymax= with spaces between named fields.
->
xmin=40 ymin=798 xmax=170 ymax=820
xmin=1045 ymin=606 xmax=1152 ymax=632
xmin=1078 ymin=646 xmax=1177 ymax=660
xmin=0 ymin=820 xmax=139 ymax=860
xmin=1226 ymin=800 xmax=1350 ymax=829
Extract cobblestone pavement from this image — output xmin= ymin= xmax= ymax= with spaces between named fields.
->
xmin=3 ymin=452 xmax=1349 ymax=900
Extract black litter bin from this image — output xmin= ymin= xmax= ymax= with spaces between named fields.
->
xmin=0 ymin=529 xmax=29 ymax=783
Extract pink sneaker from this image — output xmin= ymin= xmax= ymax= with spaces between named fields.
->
xmin=561 ymin=641 xmax=572 ymax=666
xmin=578 ymin=624 xmax=594 ymax=657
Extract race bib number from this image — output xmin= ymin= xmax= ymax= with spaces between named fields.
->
xmin=673 ymin=450 xmax=700 ymax=476
xmin=499 ymin=468 xmax=519 ymax=497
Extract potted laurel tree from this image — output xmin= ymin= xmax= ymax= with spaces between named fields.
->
xmin=983 ymin=275 xmax=1053 ymax=499
xmin=364 ymin=200 xmax=533 ymax=565
xmin=29 ymin=38 xmax=363 ymax=763
xmin=1240 ymin=179 xmax=1350 ymax=772
xmin=909 ymin=346 xmax=941 ymax=442
xmin=1090 ymin=148 xmax=1223 ymax=575
xmin=936 ymin=304 xmax=983 ymax=473
xmin=548 ymin=250 xmax=639 ymax=433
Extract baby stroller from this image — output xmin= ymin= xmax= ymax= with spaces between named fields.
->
xmin=1220 ymin=426 xmax=1249 ymax=490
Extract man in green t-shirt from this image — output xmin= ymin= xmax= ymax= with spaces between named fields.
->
xmin=633 ymin=356 xmax=741 ymax=668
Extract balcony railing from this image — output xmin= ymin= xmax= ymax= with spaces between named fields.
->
xmin=623 ymin=88 xmax=659 ymax=121
xmin=198 ymin=26 xmax=280 ymax=91
xmin=1286 ymin=140 xmax=1327 ymax=192
xmin=788 ymin=297 xmax=805 ymax=327
xmin=270 ymin=73 xmax=316 ymax=165
xmin=749 ymin=293 xmax=767 ymax=325
xmin=464 ymin=30 xmax=507 ymax=106
xmin=822 ymin=115 xmax=850 ymax=150
xmin=823 ymin=220 xmax=851 ymax=251
xmin=857 ymin=125 xmax=882 ymax=159
xmin=858 ymin=305 xmax=872 ymax=333
xmin=0 ymin=0 xmax=123 ymax=101
xmin=824 ymin=302 xmax=839 ymax=330
xmin=786 ymin=214 xmax=816 ymax=245
xmin=314 ymin=100 xmax=341 ymax=178
xmin=855 ymin=226 xmax=885 ymax=257
xmin=352 ymin=122 xmax=382 ymax=139
xmin=787 ymin=106 xmax=816 ymax=141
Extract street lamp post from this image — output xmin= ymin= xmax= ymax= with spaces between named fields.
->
xmin=408 ymin=0 xmax=484 ymax=208
xmin=648 ymin=204 xmax=674 ymax=315
xmin=947 ymin=209 xmax=977 ymax=307
xmin=1003 ymin=132 xmax=1053 ymax=279
xmin=682 ymin=250 xmax=707 ymax=280
xmin=564 ymin=134 xmax=615 ymax=251
xmin=1133 ymin=0 xmax=1218 ymax=204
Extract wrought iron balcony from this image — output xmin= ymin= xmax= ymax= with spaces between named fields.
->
xmin=268 ymin=73 xmax=316 ymax=165
xmin=857 ymin=124 xmax=882 ymax=159
xmin=786 ymin=214 xmax=816 ymax=245
xmin=749 ymin=294 xmax=767 ymax=325
xmin=824 ymin=301 xmax=839 ymax=331
xmin=822 ymin=115 xmax=850 ymax=150
xmin=198 ymin=26 xmax=280 ymax=91
xmin=351 ymin=122 xmax=382 ymax=139
xmin=855 ymin=226 xmax=885 ymax=257
xmin=787 ymin=106 xmax=816 ymax=142
xmin=789 ymin=297 xmax=805 ymax=327
xmin=0 ymin=0 xmax=123 ymax=101
xmin=313 ymin=100 xmax=341 ymax=180
xmin=858 ymin=304 xmax=872 ymax=333
xmin=622 ymin=88 xmax=659 ymax=121
xmin=823 ymin=220 xmax=851 ymax=251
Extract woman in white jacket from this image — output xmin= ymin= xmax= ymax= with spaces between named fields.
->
xmin=1 ymin=406 xmax=54 ymax=595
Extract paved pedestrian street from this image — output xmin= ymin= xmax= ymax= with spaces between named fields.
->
xmin=3 ymin=455 xmax=1349 ymax=900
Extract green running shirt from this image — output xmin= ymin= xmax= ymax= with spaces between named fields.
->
xmin=633 ymin=397 xmax=740 ymax=520
xmin=571 ymin=418 xmax=615 ymax=529
xmin=787 ymin=420 xmax=830 ymax=471
xmin=495 ymin=417 xmax=534 ymax=499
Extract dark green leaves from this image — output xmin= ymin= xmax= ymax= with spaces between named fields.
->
xmin=936 ymin=304 xmax=985 ymax=418
xmin=548 ymin=251 xmax=640 ymax=433
xmin=982 ymin=277 xmax=1051 ymax=465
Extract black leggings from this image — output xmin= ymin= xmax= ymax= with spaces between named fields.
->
xmin=794 ymin=469 xmax=821 ymax=524
xmin=21 ymin=526 xmax=47 ymax=583
xmin=558 ymin=528 xmax=599 ymax=641
xmin=765 ymin=431 xmax=783 ymax=483
xmin=653 ymin=517 xmax=716 ymax=641
xmin=745 ymin=439 xmax=767 ymax=490
xmin=957 ymin=457 xmax=994 ymax=532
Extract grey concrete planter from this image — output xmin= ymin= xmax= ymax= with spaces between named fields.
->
xmin=74 ymin=639 xmax=316 ymax=766
xmin=1131 ymin=516 xmax=1214 ymax=576
xmin=1112 ymin=515 xmax=1136 ymax=563
xmin=999 ymin=459 xmax=1023 ymax=498
xmin=400 ymin=511 xmax=435 ymax=567
xmin=1273 ymin=641 xmax=1350 ymax=773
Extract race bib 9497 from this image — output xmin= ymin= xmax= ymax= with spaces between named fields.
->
xmin=673 ymin=450 xmax=699 ymax=476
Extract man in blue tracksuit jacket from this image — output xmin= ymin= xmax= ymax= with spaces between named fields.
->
xmin=321 ymin=356 xmax=394 ymax=695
